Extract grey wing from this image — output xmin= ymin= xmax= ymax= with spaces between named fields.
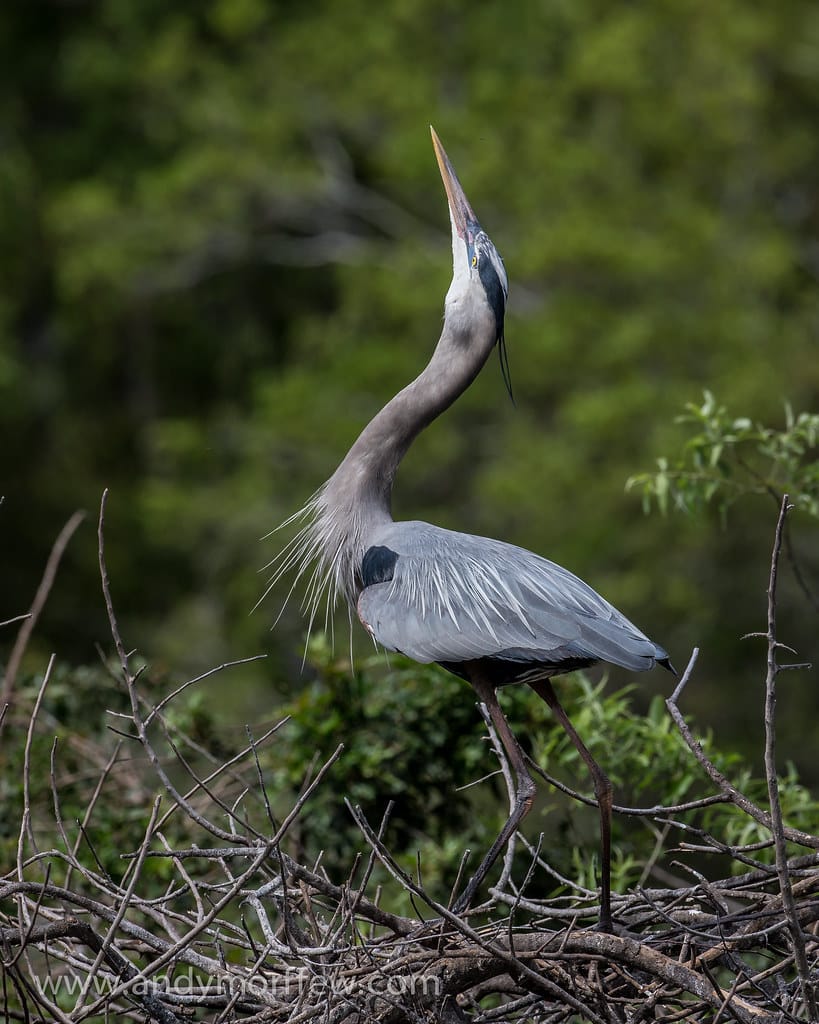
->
xmin=356 ymin=522 xmax=668 ymax=673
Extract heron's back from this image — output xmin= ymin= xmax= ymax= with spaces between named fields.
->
xmin=356 ymin=521 xmax=671 ymax=678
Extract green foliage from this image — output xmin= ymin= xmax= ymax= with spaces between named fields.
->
xmin=628 ymin=391 xmax=819 ymax=520
xmin=533 ymin=680 xmax=701 ymax=806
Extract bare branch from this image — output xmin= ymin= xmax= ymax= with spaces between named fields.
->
xmin=762 ymin=496 xmax=817 ymax=1019
xmin=1 ymin=510 xmax=84 ymax=734
xmin=666 ymin=649 xmax=819 ymax=850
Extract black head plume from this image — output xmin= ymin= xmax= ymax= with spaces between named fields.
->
xmin=498 ymin=331 xmax=514 ymax=406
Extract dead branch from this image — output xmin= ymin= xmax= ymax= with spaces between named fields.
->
xmin=762 ymin=496 xmax=817 ymax=1017
xmin=0 ymin=510 xmax=85 ymax=734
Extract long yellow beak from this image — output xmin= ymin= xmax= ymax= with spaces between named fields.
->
xmin=430 ymin=126 xmax=479 ymax=240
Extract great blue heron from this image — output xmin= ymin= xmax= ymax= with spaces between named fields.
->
xmin=270 ymin=126 xmax=672 ymax=931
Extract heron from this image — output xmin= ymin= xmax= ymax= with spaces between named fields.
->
xmin=269 ymin=126 xmax=672 ymax=932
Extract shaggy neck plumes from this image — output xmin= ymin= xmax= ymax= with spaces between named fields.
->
xmin=265 ymin=305 xmax=497 ymax=628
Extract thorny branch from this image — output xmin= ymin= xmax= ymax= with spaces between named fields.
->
xmin=1 ymin=492 xmax=817 ymax=1022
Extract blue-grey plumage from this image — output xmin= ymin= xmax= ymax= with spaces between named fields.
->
xmin=268 ymin=127 xmax=672 ymax=930
xmin=357 ymin=521 xmax=670 ymax=680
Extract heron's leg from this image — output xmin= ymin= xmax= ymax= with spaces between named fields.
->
xmin=527 ymin=677 xmax=614 ymax=933
xmin=452 ymin=674 xmax=536 ymax=914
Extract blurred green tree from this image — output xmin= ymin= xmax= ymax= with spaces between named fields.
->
xmin=1 ymin=0 xmax=817 ymax=778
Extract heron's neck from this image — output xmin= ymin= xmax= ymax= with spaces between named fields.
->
xmin=331 ymin=315 xmax=495 ymax=521
xmin=305 ymin=299 xmax=495 ymax=608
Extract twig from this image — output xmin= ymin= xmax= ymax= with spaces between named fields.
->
xmin=65 ymin=740 xmax=123 ymax=892
xmin=144 ymin=656 xmax=269 ymax=727
xmin=16 ymin=654 xmax=57 ymax=892
xmin=2 ymin=863 xmax=52 ymax=971
xmin=0 ymin=613 xmax=31 ymax=629
xmin=526 ymin=748 xmax=730 ymax=817
xmin=762 ymin=495 xmax=817 ymax=1019
xmin=0 ymin=510 xmax=85 ymax=735
xmin=149 ymin=718 xmax=289 ymax=836
xmin=99 ymin=490 xmax=272 ymax=848
xmin=666 ymin=649 xmax=819 ymax=850
xmin=97 ymin=490 xmax=130 ymax=676
xmin=478 ymin=703 xmax=518 ymax=902
xmin=72 ymin=795 xmax=163 ymax=1015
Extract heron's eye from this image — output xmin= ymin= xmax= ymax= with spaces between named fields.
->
xmin=471 ymin=254 xmax=478 ymax=268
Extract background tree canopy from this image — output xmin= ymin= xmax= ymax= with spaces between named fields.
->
xmin=1 ymin=0 xmax=818 ymax=778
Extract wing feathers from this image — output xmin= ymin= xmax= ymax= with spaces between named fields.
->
xmin=357 ymin=522 xmax=667 ymax=674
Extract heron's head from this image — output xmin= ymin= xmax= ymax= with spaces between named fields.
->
xmin=431 ymin=127 xmax=512 ymax=396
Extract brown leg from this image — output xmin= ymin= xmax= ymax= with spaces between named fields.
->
xmin=453 ymin=673 xmax=536 ymax=913
xmin=528 ymin=677 xmax=614 ymax=933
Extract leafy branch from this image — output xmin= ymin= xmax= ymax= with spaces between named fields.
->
xmin=627 ymin=391 xmax=819 ymax=520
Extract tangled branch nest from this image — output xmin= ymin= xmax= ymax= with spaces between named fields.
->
xmin=1 ymin=493 xmax=818 ymax=1023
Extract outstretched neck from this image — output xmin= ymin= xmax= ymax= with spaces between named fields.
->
xmin=331 ymin=307 xmax=496 ymax=519
xmin=297 ymin=299 xmax=496 ymax=609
